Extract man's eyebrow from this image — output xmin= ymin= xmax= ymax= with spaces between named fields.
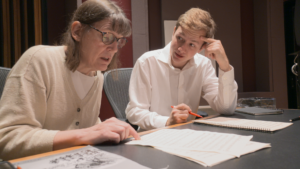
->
xmin=178 ymin=31 xmax=200 ymax=44
xmin=191 ymin=39 xmax=200 ymax=44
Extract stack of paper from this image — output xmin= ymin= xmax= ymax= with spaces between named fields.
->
xmin=126 ymin=129 xmax=270 ymax=167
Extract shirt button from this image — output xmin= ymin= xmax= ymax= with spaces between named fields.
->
xmin=77 ymin=108 xmax=80 ymax=112
xmin=75 ymin=122 xmax=80 ymax=126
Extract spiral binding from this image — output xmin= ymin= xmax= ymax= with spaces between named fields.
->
xmin=197 ymin=121 xmax=274 ymax=133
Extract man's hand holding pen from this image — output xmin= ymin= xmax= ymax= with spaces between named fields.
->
xmin=166 ymin=104 xmax=191 ymax=126
xmin=166 ymin=104 xmax=203 ymax=126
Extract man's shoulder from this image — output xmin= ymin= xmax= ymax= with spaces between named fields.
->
xmin=137 ymin=48 xmax=163 ymax=63
xmin=194 ymin=53 xmax=212 ymax=66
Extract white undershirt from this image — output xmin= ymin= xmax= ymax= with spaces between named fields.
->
xmin=71 ymin=70 xmax=96 ymax=100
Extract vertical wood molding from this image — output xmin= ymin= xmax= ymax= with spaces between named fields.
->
xmin=34 ymin=0 xmax=42 ymax=45
xmin=267 ymin=0 xmax=273 ymax=92
xmin=13 ymin=0 xmax=21 ymax=62
xmin=148 ymin=0 xmax=163 ymax=50
xmin=77 ymin=0 xmax=82 ymax=7
xmin=2 ymin=0 xmax=11 ymax=67
xmin=240 ymin=0 xmax=256 ymax=92
xmin=24 ymin=0 xmax=28 ymax=50
xmin=131 ymin=0 xmax=149 ymax=64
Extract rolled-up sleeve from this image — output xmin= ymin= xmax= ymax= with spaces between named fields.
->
xmin=202 ymin=65 xmax=238 ymax=115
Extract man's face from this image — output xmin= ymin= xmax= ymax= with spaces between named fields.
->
xmin=170 ymin=26 xmax=206 ymax=69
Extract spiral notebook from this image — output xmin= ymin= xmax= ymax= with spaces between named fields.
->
xmin=194 ymin=117 xmax=292 ymax=132
xmin=235 ymin=107 xmax=283 ymax=116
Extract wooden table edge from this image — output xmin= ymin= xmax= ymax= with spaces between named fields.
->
xmin=10 ymin=114 xmax=220 ymax=163
xmin=10 ymin=146 xmax=85 ymax=163
xmin=137 ymin=114 xmax=220 ymax=136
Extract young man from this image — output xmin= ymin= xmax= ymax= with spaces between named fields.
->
xmin=125 ymin=8 xmax=238 ymax=130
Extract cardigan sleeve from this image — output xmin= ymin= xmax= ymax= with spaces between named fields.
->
xmin=0 ymin=48 xmax=59 ymax=160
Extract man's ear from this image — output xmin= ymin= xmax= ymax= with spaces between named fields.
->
xmin=71 ymin=21 xmax=82 ymax=42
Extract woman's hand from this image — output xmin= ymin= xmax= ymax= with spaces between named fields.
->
xmin=53 ymin=117 xmax=140 ymax=150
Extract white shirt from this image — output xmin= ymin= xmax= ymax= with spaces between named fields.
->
xmin=71 ymin=70 xmax=96 ymax=100
xmin=125 ymin=43 xmax=238 ymax=130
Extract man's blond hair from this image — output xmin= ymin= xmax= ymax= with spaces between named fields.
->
xmin=176 ymin=8 xmax=216 ymax=38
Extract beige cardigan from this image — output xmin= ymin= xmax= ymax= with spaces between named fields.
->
xmin=0 ymin=46 xmax=103 ymax=160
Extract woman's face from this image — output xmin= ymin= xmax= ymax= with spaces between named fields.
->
xmin=78 ymin=19 xmax=123 ymax=74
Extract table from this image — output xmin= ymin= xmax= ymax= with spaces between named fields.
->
xmin=10 ymin=110 xmax=300 ymax=169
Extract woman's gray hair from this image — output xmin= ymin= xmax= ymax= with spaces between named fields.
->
xmin=61 ymin=0 xmax=131 ymax=72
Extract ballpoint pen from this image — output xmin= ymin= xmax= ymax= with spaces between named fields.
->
xmin=289 ymin=116 xmax=300 ymax=122
xmin=171 ymin=106 xmax=203 ymax=118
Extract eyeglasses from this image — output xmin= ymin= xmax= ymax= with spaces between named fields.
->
xmin=89 ymin=25 xmax=127 ymax=49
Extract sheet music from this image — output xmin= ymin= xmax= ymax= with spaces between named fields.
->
xmin=13 ymin=146 xmax=150 ymax=169
xmin=127 ymin=129 xmax=253 ymax=157
xmin=156 ymin=141 xmax=271 ymax=167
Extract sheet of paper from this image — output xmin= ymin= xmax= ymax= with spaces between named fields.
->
xmin=13 ymin=146 xmax=150 ymax=169
xmin=156 ymin=141 xmax=271 ymax=167
xmin=127 ymin=129 xmax=252 ymax=157
xmin=195 ymin=117 xmax=292 ymax=131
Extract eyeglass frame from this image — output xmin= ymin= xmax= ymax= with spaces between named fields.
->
xmin=88 ymin=25 xmax=128 ymax=49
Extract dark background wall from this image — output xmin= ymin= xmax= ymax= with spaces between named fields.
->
xmin=1 ymin=0 xmax=297 ymax=121
xmin=148 ymin=0 xmax=289 ymax=109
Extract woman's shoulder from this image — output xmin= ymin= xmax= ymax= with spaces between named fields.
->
xmin=24 ymin=45 xmax=64 ymax=60
xmin=10 ymin=45 xmax=65 ymax=77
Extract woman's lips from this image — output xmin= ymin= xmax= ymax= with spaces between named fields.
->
xmin=100 ymin=57 xmax=110 ymax=63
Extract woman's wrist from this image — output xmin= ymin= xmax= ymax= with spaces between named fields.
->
xmin=53 ymin=129 xmax=86 ymax=150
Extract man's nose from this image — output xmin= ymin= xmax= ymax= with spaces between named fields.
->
xmin=177 ymin=43 xmax=186 ymax=52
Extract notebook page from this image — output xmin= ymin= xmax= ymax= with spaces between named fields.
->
xmin=127 ymin=129 xmax=252 ymax=157
xmin=195 ymin=117 xmax=292 ymax=131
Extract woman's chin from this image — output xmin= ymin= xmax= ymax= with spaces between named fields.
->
xmin=97 ymin=65 xmax=109 ymax=71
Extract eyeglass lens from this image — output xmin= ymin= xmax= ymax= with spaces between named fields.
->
xmin=102 ymin=32 xmax=127 ymax=49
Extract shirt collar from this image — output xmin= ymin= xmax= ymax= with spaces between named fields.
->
xmin=157 ymin=42 xmax=197 ymax=69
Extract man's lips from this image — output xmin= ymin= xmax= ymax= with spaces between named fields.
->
xmin=174 ymin=52 xmax=184 ymax=58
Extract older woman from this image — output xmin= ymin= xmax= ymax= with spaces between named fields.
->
xmin=0 ymin=0 xmax=139 ymax=160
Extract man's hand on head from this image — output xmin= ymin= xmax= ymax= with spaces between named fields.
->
xmin=200 ymin=37 xmax=231 ymax=72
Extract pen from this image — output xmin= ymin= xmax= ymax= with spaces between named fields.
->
xmin=171 ymin=106 xmax=203 ymax=118
xmin=289 ymin=116 xmax=300 ymax=122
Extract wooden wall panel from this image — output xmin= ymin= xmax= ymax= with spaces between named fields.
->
xmin=23 ymin=0 xmax=28 ymax=50
xmin=2 ymin=0 xmax=11 ymax=67
xmin=1 ymin=0 xmax=42 ymax=67
xmin=13 ymin=0 xmax=21 ymax=62
xmin=34 ymin=0 xmax=42 ymax=45
xmin=240 ymin=0 xmax=256 ymax=92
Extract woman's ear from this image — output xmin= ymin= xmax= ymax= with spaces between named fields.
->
xmin=71 ymin=21 xmax=82 ymax=42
